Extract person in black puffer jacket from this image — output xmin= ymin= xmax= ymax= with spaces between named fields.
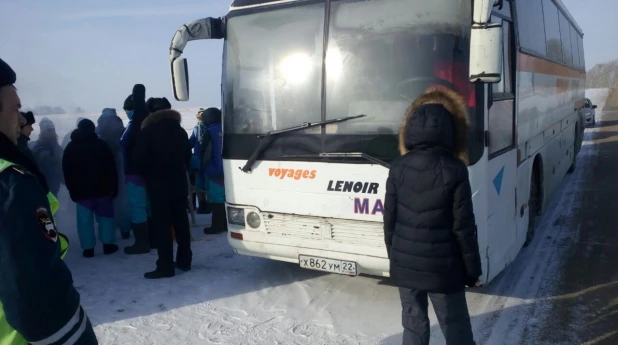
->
xmin=383 ymin=86 xmax=482 ymax=345
xmin=133 ymin=101 xmax=192 ymax=279
xmin=63 ymin=119 xmax=119 ymax=258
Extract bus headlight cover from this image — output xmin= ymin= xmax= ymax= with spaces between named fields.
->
xmin=227 ymin=207 xmax=245 ymax=226
xmin=246 ymin=212 xmax=261 ymax=228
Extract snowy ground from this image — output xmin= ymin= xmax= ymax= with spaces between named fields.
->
xmin=47 ymin=91 xmax=608 ymax=345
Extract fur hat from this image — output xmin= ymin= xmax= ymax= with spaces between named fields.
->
xmin=0 ymin=57 xmax=16 ymax=89
xmin=146 ymin=97 xmax=172 ymax=114
xmin=20 ymin=111 xmax=35 ymax=126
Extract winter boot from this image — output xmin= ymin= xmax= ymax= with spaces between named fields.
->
xmin=196 ymin=192 xmax=211 ymax=214
xmin=121 ymin=231 xmax=131 ymax=240
xmin=144 ymin=268 xmax=175 ymax=279
xmin=103 ymin=244 xmax=119 ymax=255
xmin=124 ymin=222 xmax=150 ymax=255
xmin=203 ymin=203 xmax=227 ymax=234
xmin=147 ymin=217 xmax=158 ymax=249
xmin=83 ymin=249 xmax=95 ymax=258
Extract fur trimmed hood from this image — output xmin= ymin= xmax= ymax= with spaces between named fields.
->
xmin=141 ymin=109 xmax=182 ymax=129
xmin=398 ymin=86 xmax=469 ymax=165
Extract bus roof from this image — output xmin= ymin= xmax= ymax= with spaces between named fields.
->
xmin=230 ymin=0 xmax=299 ymax=10
xmin=229 ymin=0 xmax=584 ymax=36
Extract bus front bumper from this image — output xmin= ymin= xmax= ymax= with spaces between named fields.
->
xmin=227 ymin=232 xmax=390 ymax=278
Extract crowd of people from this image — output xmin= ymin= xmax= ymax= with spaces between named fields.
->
xmin=16 ymin=86 xmax=227 ymax=274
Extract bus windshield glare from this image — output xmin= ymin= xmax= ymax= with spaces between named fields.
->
xmin=223 ymin=0 xmax=480 ymax=164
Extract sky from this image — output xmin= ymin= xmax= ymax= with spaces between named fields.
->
xmin=0 ymin=0 xmax=616 ymax=113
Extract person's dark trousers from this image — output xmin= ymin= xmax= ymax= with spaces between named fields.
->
xmin=151 ymin=197 xmax=192 ymax=275
xmin=399 ymin=287 xmax=476 ymax=345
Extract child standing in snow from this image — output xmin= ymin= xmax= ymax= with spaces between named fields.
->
xmin=383 ymin=87 xmax=482 ymax=345
xmin=63 ymin=119 xmax=119 ymax=257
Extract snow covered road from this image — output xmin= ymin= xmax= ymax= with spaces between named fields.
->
xmin=48 ymin=89 xmax=609 ymax=344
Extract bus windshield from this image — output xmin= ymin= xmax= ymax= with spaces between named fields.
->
xmin=223 ymin=0 xmax=479 ymax=164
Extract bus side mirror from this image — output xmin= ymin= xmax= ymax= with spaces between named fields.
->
xmin=469 ymin=23 xmax=503 ymax=84
xmin=171 ymin=58 xmax=189 ymax=101
xmin=473 ymin=0 xmax=500 ymax=23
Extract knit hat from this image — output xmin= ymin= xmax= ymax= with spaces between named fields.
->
xmin=202 ymin=107 xmax=222 ymax=126
xmin=20 ymin=111 xmax=35 ymax=126
xmin=0 ymin=57 xmax=16 ymax=89
xmin=123 ymin=94 xmax=134 ymax=111
xmin=39 ymin=117 xmax=55 ymax=132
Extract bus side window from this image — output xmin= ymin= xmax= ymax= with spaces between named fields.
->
xmin=488 ymin=15 xmax=515 ymax=158
xmin=491 ymin=16 xmax=514 ymax=96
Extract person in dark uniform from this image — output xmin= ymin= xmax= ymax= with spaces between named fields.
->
xmin=16 ymin=111 xmax=35 ymax=161
xmin=0 ymin=58 xmax=98 ymax=344
xmin=133 ymin=98 xmax=192 ymax=279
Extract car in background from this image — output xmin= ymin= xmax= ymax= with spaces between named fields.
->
xmin=583 ymin=98 xmax=598 ymax=127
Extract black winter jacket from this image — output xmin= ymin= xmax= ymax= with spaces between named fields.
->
xmin=62 ymin=127 xmax=118 ymax=202
xmin=383 ymin=87 xmax=482 ymax=293
xmin=133 ymin=109 xmax=192 ymax=200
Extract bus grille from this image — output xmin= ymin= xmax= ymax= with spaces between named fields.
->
xmin=262 ymin=212 xmax=383 ymax=247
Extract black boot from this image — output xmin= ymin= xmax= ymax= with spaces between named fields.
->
xmin=121 ymin=231 xmax=131 ymax=240
xmin=144 ymin=268 xmax=175 ymax=279
xmin=147 ymin=217 xmax=158 ymax=249
xmin=124 ymin=222 xmax=150 ymax=255
xmin=83 ymin=248 xmax=95 ymax=258
xmin=203 ymin=203 xmax=226 ymax=234
xmin=103 ymin=244 xmax=119 ymax=255
xmin=196 ymin=192 xmax=211 ymax=214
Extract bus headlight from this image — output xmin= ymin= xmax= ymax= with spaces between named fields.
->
xmin=246 ymin=212 xmax=261 ymax=229
xmin=227 ymin=207 xmax=245 ymax=226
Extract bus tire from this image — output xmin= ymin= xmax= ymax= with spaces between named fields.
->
xmin=525 ymin=163 xmax=542 ymax=247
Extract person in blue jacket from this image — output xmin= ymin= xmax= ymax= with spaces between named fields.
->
xmin=96 ymin=108 xmax=131 ymax=239
xmin=63 ymin=119 xmax=119 ymax=258
xmin=189 ymin=108 xmax=211 ymax=214
xmin=0 ymin=57 xmax=98 ymax=345
xmin=120 ymin=86 xmax=153 ymax=254
xmin=201 ymin=108 xmax=227 ymax=235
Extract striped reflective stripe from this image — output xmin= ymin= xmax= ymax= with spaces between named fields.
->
xmin=30 ymin=306 xmax=87 ymax=345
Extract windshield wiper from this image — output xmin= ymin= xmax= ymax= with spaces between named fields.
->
xmin=280 ymin=152 xmax=391 ymax=169
xmin=240 ymin=114 xmax=366 ymax=172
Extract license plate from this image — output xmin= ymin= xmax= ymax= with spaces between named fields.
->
xmin=298 ymin=255 xmax=357 ymax=276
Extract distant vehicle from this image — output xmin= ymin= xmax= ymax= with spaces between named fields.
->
xmin=583 ymin=98 xmax=597 ymax=126
xmin=167 ymin=0 xmax=586 ymax=284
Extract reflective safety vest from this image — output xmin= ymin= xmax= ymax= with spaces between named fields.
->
xmin=0 ymin=158 xmax=69 ymax=345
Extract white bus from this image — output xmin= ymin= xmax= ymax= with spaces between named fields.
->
xmin=168 ymin=0 xmax=585 ymax=283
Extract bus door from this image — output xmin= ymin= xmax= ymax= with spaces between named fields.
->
xmin=486 ymin=12 xmax=519 ymax=275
